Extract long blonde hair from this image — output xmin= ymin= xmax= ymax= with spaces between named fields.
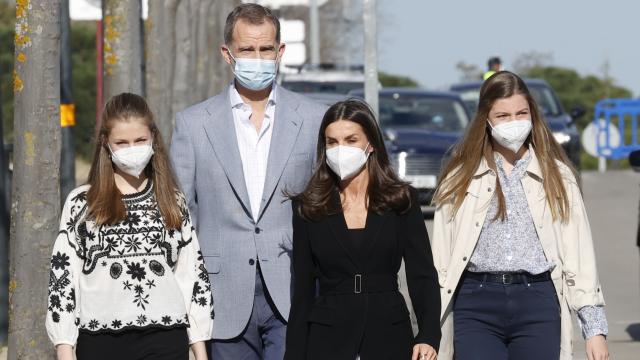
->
xmin=433 ymin=71 xmax=576 ymax=222
xmin=86 ymin=93 xmax=182 ymax=229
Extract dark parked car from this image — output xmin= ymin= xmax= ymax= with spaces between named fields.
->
xmin=349 ymin=88 xmax=471 ymax=204
xmin=450 ymin=79 xmax=585 ymax=169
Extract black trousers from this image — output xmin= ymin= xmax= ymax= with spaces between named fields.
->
xmin=76 ymin=327 xmax=189 ymax=360
xmin=453 ymin=276 xmax=561 ymax=360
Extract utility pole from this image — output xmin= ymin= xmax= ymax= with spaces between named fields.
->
xmin=60 ymin=0 xmax=76 ymax=204
xmin=363 ymin=0 xmax=378 ymax=117
xmin=309 ymin=0 xmax=320 ymax=65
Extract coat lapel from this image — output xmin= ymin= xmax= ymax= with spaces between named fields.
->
xmin=326 ymin=191 xmax=361 ymax=268
xmin=257 ymin=87 xmax=304 ymax=220
xmin=202 ymin=87 xmax=252 ymax=217
xmin=360 ymin=210 xmax=387 ymax=266
xmin=325 ymin=191 xmax=388 ymax=270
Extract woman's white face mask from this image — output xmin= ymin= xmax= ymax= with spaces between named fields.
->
xmin=326 ymin=143 xmax=370 ymax=180
xmin=488 ymin=119 xmax=532 ymax=153
xmin=109 ymin=143 xmax=154 ymax=178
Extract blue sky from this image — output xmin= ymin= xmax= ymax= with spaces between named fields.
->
xmin=377 ymin=0 xmax=640 ymax=96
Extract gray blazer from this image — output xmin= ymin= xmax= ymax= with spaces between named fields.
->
xmin=170 ymin=85 xmax=326 ymax=340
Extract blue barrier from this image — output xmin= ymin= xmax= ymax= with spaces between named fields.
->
xmin=593 ymin=99 xmax=640 ymax=159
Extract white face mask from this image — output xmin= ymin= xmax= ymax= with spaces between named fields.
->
xmin=326 ymin=143 xmax=370 ymax=180
xmin=109 ymin=143 xmax=154 ymax=178
xmin=488 ymin=119 xmax=532 ymax=153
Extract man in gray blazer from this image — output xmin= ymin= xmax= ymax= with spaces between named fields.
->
xmin=170 ymin=4 xmax=326 ymax=359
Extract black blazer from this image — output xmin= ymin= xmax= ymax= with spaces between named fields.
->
xmin=284 ymin=191 xmax=441 ymax=360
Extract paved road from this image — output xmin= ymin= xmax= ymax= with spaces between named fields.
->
xmin=400 ymin=170 xmax=640 ymax=359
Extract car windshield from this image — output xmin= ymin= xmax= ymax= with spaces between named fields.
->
xmin=281 ymin=81 xmax=362 ymax=94
xmin=455 ymin=84 xmax=561 ymax=117
xmin=379 ymin=95 xmax=469 ymax=132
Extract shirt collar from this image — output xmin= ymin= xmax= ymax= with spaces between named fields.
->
xmin=229 ymin=82 xmax=277 ymax=109
xmin=474 ymin=144 xmax=543 ymax=180
xmin=494 ymin=150 xmax=532 ymax=180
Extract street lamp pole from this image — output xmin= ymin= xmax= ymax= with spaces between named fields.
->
xmin=363 ymin=0 xmax=378 ymax=118
xmin=309 ymin=0 xmax=320 ymax=65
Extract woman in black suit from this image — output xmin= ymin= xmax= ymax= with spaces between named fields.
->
xmin=284 ymin=100 xmax=441 ymax=360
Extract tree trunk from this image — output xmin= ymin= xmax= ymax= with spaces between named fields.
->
xmin=210 ymin=0 xmax=238 ymax=94
xmin=171 ymin=0 xmax=195 ymax=121
xmin=103 ymin=0 xmax=143 ymax=101
xmin=145 ymin=0 xmax=239 ymax=144
xmin=146 ymin=0 xmax=180 ymax=146
xmin=9 ymin=0 xmax=61 ymax=359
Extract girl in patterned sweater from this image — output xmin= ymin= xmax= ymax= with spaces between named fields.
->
xmin=46 ymin=93 xmax=213 ymax=360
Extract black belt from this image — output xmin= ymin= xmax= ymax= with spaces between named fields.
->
xmin=319 ymin=274 xmax=398 ymax=295
xmin=464 ymin=271 xmax=551 ymax=285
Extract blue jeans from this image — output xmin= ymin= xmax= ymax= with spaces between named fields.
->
xmin=453 ymin=276 xmax=561 ymax=360
xmin=208 ymin=267 xmax=286 ymax=360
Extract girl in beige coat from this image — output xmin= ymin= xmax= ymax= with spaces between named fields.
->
xmin=432 ymin=71 xmax=609 ymax=360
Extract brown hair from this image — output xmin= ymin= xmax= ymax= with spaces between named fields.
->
xmin=293 ymin=99 xmax=411 ymax=221
xmin=224 ymin=3 xmax=281 ymax=44
xmin=433 ymin=71 xmax=576 ymax=222
xmin=87 ymin=93 xmax=182 ymax=229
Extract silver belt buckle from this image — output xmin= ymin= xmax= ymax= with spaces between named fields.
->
xmin=354 ymin=274 xmax=362 ymax=294
xmin=502 ymin=274 xmax=513 ymax=285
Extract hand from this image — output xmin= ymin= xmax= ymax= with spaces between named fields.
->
xmin=586 ymin=335 xmax=609 ymax=360
xmin=412 ymin=343 xmax=437 ymax=360
xmin=55 ymin=344 xmax=74 ymax=360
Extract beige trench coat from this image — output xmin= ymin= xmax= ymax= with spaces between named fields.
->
xmin=432 ymin=150 xmax=605 ymax=360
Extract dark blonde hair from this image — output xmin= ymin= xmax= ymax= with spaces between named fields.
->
xmin=433 ymin=71 xmax=576 ymax=222
xmin=87 ymin=93 xmax=182 ymax=229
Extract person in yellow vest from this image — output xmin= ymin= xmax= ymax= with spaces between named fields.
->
xmin=483 ymin=57 xmax=502 ymax=80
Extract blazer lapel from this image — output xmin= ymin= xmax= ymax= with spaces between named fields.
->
xmin=257 ymin=87 xmax=304 ymax=220
xmin=202 ymin=87 xmax=252 ymax=216
xmin=360 ymin=210 xmax=387 ymax=266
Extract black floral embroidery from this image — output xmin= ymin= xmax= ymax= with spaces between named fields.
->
xmin=124 ymin=236 xmax=143 ymax=253
xmin=145 ymin=279 xmax=156 ymax=289
xmin=49 ymin=295 xmax=62 ymax=310
xmin=126 ymin=262 xmax=146 ymax=281
xmin=136 ymin=315 xmax=148 ymax=325
xmin=123 ymin=212 xmax=141 ymax=228
xmin=47 ymin=186 xmax=213 ymax=338
xmin=51 ymin=252 xmax=70 ymax=270
xmin=110 ymin=262 xmax=123 ymax=279
xmin=148 ymin=260 xmax=165 ymax=276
